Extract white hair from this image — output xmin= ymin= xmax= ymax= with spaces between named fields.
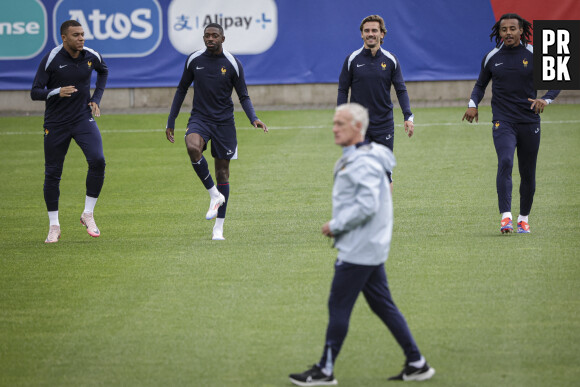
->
xmin=336 ymin=103 xmax=369 ymax=137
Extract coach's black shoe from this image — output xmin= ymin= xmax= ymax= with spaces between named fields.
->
xmin=388 ymin=362 xmax=435 ymax=381
xmin=289 ymin=364 xmax=337 ymax=386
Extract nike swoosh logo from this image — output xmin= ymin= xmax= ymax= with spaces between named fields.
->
xmin=59 ymin=65 xmax=68 ymax=68
xmin=385 ymin=135 xmax=392 ymax=140
xmin=357 ymin=64 xmax=365 ymax=67
xmin=196 ymin=66 xmax=204 ymax=70
xmin=495 ymin=63 xmax=503 ymax=67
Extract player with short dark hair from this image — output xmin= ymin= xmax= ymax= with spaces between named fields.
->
xmin=462 ymin=13 xmax=560 ymax=234
xmin=166 ymin=23 xmax=267 ymax=240
xmin=31 ymin=20 xmax=108 ymax=243
xmin=337 ymin=14 xmax=414 ymax=187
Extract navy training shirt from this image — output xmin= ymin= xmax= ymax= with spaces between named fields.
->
xmin=469 ymin=42 xmax=560 ymax=123
xmin=167 ymin=49 xmax=258 ymax=129
xmin=337 ymin=47 xmax=413 ymax=130
xmin=31 ymin=44 xmax=108 ymax=128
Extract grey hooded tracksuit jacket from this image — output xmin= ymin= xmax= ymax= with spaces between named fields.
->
xmin=328 ymin=141 xmax=396 ymax=266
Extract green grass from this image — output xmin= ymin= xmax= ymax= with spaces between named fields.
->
xmin=0 ymin=105 xmax=579 ymax=386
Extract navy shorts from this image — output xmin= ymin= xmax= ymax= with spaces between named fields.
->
xmin=366 ymin=125 xmax=395 ymax=151
xmin=186 ymin=118 xmax=238 ymax=160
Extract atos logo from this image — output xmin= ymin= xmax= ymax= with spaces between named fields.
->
xmin=53 ymin=0 xmax=162 ymax=58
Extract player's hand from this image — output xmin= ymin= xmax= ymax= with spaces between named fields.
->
xmin=253 ymin=119 xmax=268 ymax=133
xmin=404 ymin=120 xmax=414 ymax=138
xmin=59 ymin=86 xmax=77 ymax=97
xmin=462 ymin=107 xmax=478 ymax=123
xmin=321 ymin=221 xmax=334 ymax=238
xmin=528 ymin=98 xmax=547 ymax=114
xmin=165 ymin=127 xmax=175 ymax=143
xmin=88 ymin=102 xmax=100 ymax=117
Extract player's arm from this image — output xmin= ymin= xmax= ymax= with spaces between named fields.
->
xmin=252 ymin=119 xmax=268 ymax=133
xmin=233 ymin=60 xmax=267 ymax=133
xmin=529 ymin=89 xmax=561 ymax=114
xmin=90 ymin=53 xmax=108 ymax=105
xmin=391 ymin=57 xmax=414 ymax=137
xmin=31 ymin=53 xmax=81 ymax=101
xmin=337 ymin=57 xmax=351 ymax=105
xmin=165 ymin=127 xmax=175 ymax=143
xmin=30 ymin=56 xmax=57 ymax=101
xmin=463 ymin=56 xmax=491 ymax=123
xmin=166 ymin=59 xmax=195 ymax=141
xmin=90 ymin=54 xmax=108 ymax=117
xmin=321 ymin=221 xmax=334 ymax=237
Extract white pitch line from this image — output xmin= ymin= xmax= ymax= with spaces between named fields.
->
xmin=1 ymin=120 xmax=579 ymax=136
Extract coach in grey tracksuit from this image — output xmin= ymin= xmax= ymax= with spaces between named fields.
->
xmin=290 ymin=103 xmax=434 ymax=384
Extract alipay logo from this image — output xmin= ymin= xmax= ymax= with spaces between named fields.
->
xmin=0 ymin=0 xmax=47 ymax=60
xmin=53 ymin=0 xmax=163 ymax=58
xmin=168 ymin=0 xmax=278 ymax=55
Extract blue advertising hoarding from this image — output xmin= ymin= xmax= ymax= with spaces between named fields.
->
xmin=0 ymin=0 xmax=577 ymax=90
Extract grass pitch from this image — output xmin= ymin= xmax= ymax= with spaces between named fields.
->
xmin=0 ymin=105 xmax=579 ymax=386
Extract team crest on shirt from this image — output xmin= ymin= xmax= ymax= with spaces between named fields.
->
xmin=221 ymin=66 xmax=227 ymax=75
xmin=44 ymin=129 xmax=49 ymax=137
xmin=522 ymin=58 xmax=528 ymax=68
xmin=494 ymin=121 xmax=500 ymax=130
xmin=87 ymin=61 xmax=92 ymax=69
xmin=381 ymin=62 xmax=387 ymax=70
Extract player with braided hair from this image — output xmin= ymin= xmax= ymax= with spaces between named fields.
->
xmin=462 ymin=13 xmax=560 ymax=234
xmin=489 ymin=13 xmax=533 ymax=47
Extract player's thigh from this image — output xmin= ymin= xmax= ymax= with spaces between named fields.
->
xmin=185 ymin=119 xmax=211 ymax=150
xmin=515 ymin=122 xmax=541 ymax=156
xmin=44 ymin=126 xmax=72 ymax=165
xmin=210 ymin=124 xmax=237 ymax=160
xmin=72 ymin=119 xmax=104 ymax=162
xmin=366 ymin=127 xmax=394 ymax=151
xmin=492 ymin=121 xmax=517 ymax=158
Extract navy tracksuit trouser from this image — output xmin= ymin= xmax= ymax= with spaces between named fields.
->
xmin=43 ymin=118 xmax=106 ymax=212
xmin=492 ymin=121 xmax=541 ymax=216
xmin=366 ymin=124 xmax=395 ymax=182
xmin=318 ymin=260 xmax=421 ymax=371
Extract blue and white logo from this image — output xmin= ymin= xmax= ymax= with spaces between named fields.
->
xmin=0 ymin=0 xmax=47 ymax=60
xmin=168 ymin=0 xmax=278 ymax=55
xmin=53 ymin=0 xmax=162 ymax=58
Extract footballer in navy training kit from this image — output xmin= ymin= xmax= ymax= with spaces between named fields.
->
xmin=31 ymin=20 xmax=108 ymax=243
xmin=463 ymin=13 xmax=560 ymax=234
xmin=166 ymin=23 xmax=267 ymax=240
xmin=337 ymin=14 xmax=414 ymax=188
